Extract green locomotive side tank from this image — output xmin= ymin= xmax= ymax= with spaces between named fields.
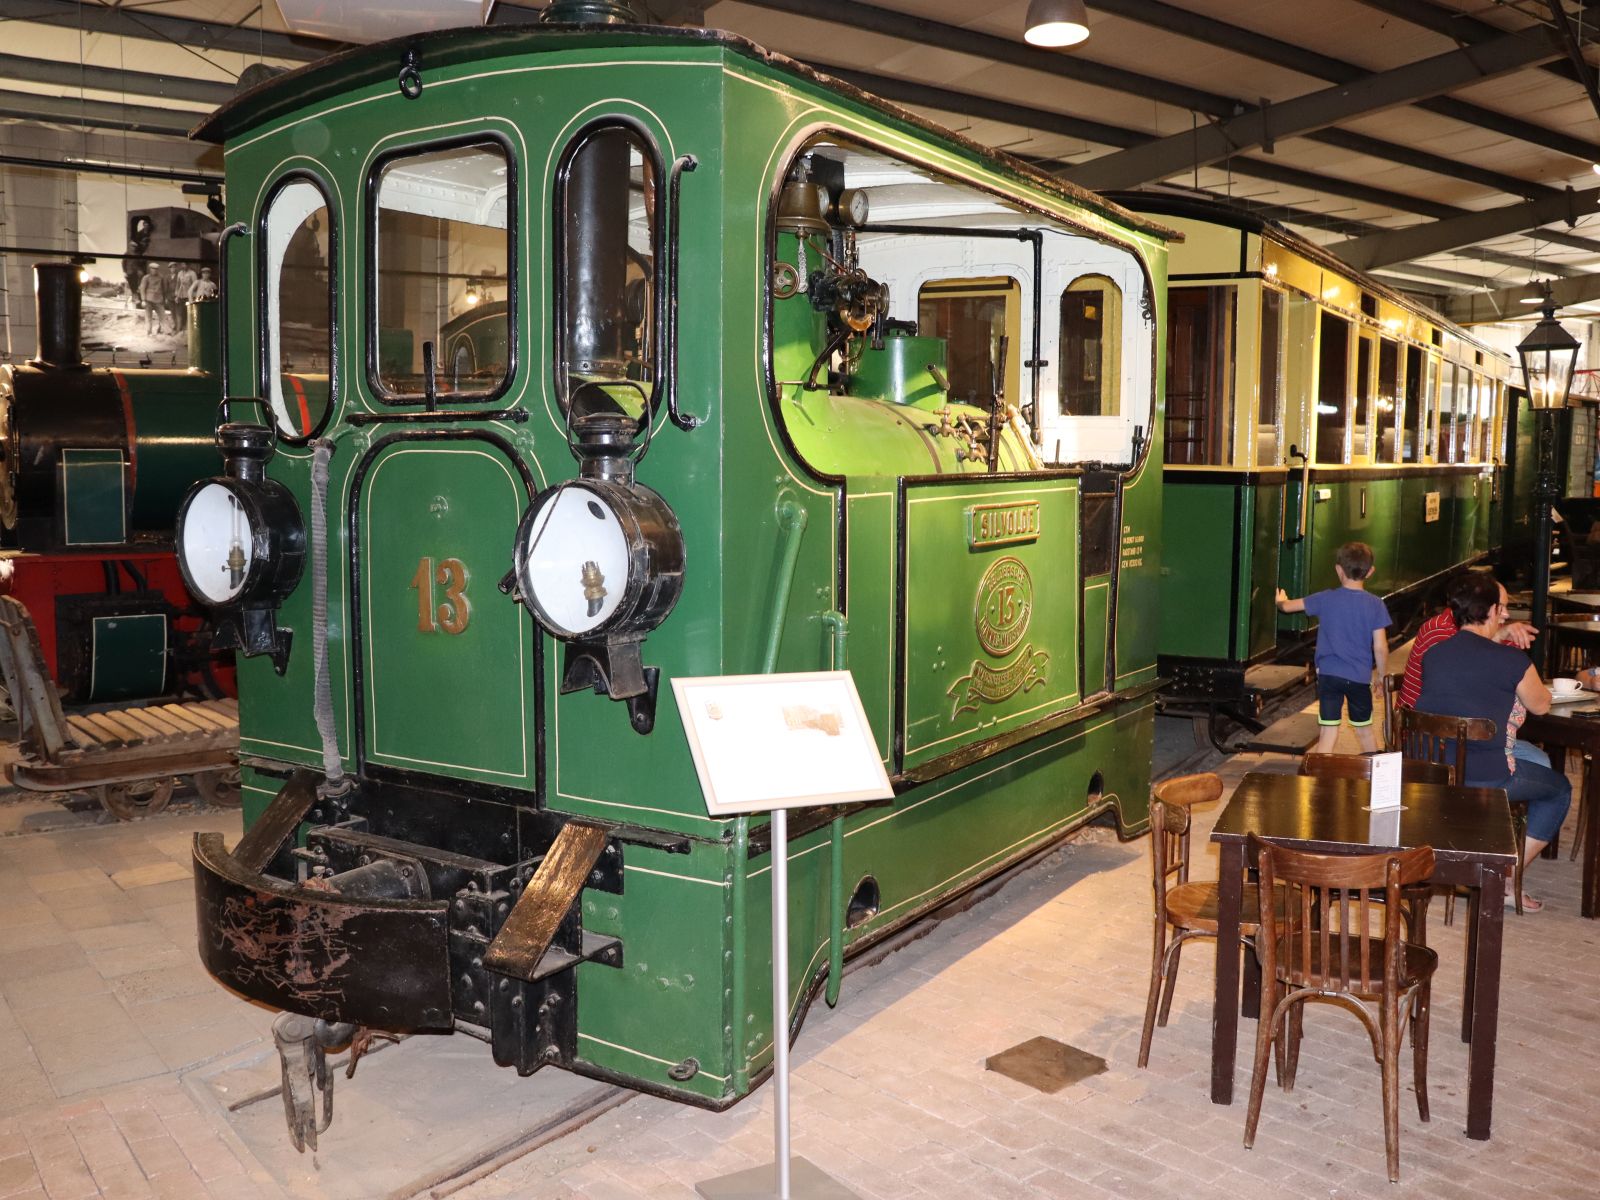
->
xmin=181 ymin=21 xmax=1172 ymax=1137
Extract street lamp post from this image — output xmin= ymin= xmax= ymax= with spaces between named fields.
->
xmin=1518 ymin=294 xmax=1581 ymax=671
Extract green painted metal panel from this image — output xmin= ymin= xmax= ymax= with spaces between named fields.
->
xmin=1157 ymin=478 xmax=1237 ymax=660
xmin=59 ymin=449 xmax=127 ymax=545
xmin=845 ymin=485 xmax=897 ymax=763
xmin=360 ymin=443 xmax=535 ymax=785
xmin=1083 ymin=580 xmax=1109 ymax=695
xmin=1247 ymin=483 xmax=1284 ymax=658
xmin=900 ymin=480 xmax=1079 ymax=770
xmin=126 ymin=373 xmax=220 ymax=532
xmin=88 ymin=613 xmax=167 ymax=702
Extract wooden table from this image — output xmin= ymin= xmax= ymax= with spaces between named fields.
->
xmin=1521 ymin=697 xmax=1600 ymax=918
xmin=1210 ymin=772 xmax=1517 ymax=1141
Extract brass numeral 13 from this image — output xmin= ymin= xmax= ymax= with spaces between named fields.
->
xmin=410 ymin=556 xmax=471 ymax=635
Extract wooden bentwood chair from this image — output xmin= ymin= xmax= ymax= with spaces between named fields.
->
xmin=1138 ymin=773 xmax=1282 ymax=1068
xmin=1394 ymin=707 xmax=1527 ymax=917
xmin=1243 ymin=835 xmax=1438 ymax=1184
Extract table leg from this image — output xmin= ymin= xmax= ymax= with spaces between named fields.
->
xmin=1465 ymin=867 xmax=1505 ymax=1141
xmin=1583 ymin=757 xmax=1600 ymax=919
xmin=1461 ymin=887 xmax=1479 ymax=1044
xmin=1211 ymin=841 xmax=1244 ymax=1106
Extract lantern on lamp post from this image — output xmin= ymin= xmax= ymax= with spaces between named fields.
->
xmin=1518 ymin=291 xmax=1581 ymax=669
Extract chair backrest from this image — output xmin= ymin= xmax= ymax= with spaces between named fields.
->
xmin=1249 ymin=834 xmax=1435 ymax=997
xmin=1299 ymin=753 xmax=1451 ymax=786
xmin=1394 ymin=707 xmax=1496 ymax=785
xmin=1381 ymin=672 xmax=1405 ymax=749
xmin=1149 ymin=772 xmax=1223 ymax=902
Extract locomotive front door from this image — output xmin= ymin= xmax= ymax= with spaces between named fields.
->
xmin=353 ymin=438 xmax=537 ymax=789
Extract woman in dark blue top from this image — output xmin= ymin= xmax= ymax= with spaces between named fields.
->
xmin=1416 ymin=573 xmax=1570 ymax=912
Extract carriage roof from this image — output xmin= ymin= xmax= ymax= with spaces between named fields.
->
xmin=193 ymin=23 xmax=1176 ymax=245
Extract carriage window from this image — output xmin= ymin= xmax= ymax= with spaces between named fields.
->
xmin=1316 ymin=313 xmax=1349 ymax=465
xmin=374 ymin=141 xmax=510 ymax=401
xmin=1059 ymin=275 xmax=1121 ymax=416
xmin=263 ymin=178 xmax=332 ymax=439
xmin=1166 ymin=286 xmax=1234 ymax=466
xmin=1475 ymin=374 xmax=1493 ymax=462
xmin=919 ymin=278 xmax=1019 ymax=410
xmin=1377 ymin=339 xmax=1399 ymax=462
xmin=558 ymin=126 xmax=658 ymax=417
xmin=1402 ymin=345 xmax=1422 ymax=462
xmin=1256 ymin=289 xmax=1283 ymax=466
xmin=1440 ymin=364 xmax=1459 ymax=462
xmin=1353 ymin=334 xmax=1374 ymax=459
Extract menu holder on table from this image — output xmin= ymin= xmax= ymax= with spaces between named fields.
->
xmin=1365 ymin=752 xmax=1405 ymax=813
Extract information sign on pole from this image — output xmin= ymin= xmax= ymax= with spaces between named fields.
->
xmin=675 ymin=672 xmax=892 ymax=1200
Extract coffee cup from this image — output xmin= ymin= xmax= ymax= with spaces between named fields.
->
xmin=1552 ymin=677 xmax=1582 ymax=697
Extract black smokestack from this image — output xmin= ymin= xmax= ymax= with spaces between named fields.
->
xmin=32 ymin=262 xmax=85 ymax=370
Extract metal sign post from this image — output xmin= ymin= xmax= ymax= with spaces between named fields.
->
xmin=674 ymin=672 xmax=888 ymax=1200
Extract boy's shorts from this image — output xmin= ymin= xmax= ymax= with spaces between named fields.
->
xmin=1318 ymin=675 xmax=1374 ymax=727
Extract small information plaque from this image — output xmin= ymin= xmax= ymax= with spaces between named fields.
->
xmin=1369 ymin=752 xmax=1404 ymax=811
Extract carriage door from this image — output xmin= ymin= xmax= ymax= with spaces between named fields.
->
xmin=355 ymin=140 xmax=536 ymax=790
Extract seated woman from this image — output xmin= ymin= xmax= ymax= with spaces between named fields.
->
xmin=1416 ymin=572 xmax=1571 ymax=912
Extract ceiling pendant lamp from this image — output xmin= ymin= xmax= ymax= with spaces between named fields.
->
xmin=1024 ymin=0 xmax=1090 ymax=48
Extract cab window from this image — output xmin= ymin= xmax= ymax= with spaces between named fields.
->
xmin=262 ymin=175 xmax=333 ymax=440
xmin=1059 ymin=275 xmax=1122 ymax=417
xmin=919 ymin=278 xmax=1020 ymax=410
xmin=373 ymin=140 xmax=511 ymax=402
xmin=556 ymin=124 xmax=660 ymax=417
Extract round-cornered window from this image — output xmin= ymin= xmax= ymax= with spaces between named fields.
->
xmin=262 ymin=177 xmax=334 ymax=440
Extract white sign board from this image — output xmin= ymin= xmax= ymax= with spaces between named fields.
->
xmin=673 ymin=671 xmax=895 ymax=817
xmin=1369 ymin=752 xmax=1404 ymax=811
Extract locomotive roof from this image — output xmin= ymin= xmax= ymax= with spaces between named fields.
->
xmin=193 ymin=23 xmax=1177 ymax=245
xmin=1106 ymin=190 xmax=1501 ymax=358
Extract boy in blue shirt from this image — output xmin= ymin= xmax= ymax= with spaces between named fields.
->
xmin=1276 ymin=541 xmax=1392 ymax=754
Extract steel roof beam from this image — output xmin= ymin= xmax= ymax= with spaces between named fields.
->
xmin=1064 ymin=28 xmax=1566 ymax=192
xmin=1442 ymin=273 xmax=1600 ymax=323
xmin=0 ymin=52 xmax=234 ymax=106
xmin=0 ymin=89 xmax=195 ymax=137
xmin=1092 ymin=0 xmax=1600 ymax=164
xmin=1329 ymin=187 xmax=1600 ymax=270
xmin=826 ymin=65 xmax=1583 ymax=280
xmin=0 ymin=0 xmax=333 ymax=61
xmin=1348 ymin=0 xmax=1600 ymax=91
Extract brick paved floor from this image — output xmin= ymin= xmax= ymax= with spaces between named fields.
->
xmin=1 ymin=728 xmax=1597 ymax=1199
xmin=458 ymin=736 xmax=1600 ymax=1200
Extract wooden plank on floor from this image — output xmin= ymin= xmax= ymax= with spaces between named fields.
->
xmin=129 ymin=707 xmax=187 ymax=738
xmin=80 ymin=714 xmax=129 ymax=746
xmin=66 ymin=715 xmax=106 ymax=747
xmin=117 ymin=709 xmax=171 ymax=742
xmin=153 ymin=704 xmax=208 ymax=735
xmin=93 ymin=712 xmax=149 ymax=746
xmin=176 ymin=704 xmax=231 ymax=732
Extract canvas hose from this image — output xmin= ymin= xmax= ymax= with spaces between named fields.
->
xmin=310 ymin=439 xmax=348 ymax=794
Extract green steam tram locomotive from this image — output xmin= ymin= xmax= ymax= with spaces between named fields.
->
xmin=1113 ymin=195 xmax=1516 ymax=744
xmin=178 ymin=7 xmax=1172 ymax=1146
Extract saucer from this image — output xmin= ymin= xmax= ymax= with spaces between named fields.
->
xmin=1550 ymin=690 xmax=1589 ymax=704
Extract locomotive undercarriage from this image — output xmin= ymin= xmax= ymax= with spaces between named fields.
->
xmin=192 ymin=771 xmax=646 ymax=1151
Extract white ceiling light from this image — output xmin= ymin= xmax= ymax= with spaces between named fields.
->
xmin=1025 ymin=0 xmax=1090 ymax=48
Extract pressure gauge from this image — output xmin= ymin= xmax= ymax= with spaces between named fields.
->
xmin=836 ymin=188 xmax=870 ymax=228
xmin=175 ymin=474 xmax=306 ymax=610
xmin=513 ymin=478 xmax=684 ymax=643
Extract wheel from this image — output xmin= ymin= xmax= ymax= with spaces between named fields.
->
xmin=99 ymin=776 xmax=175 ymax=821
xmin=193 ymin=765 xmax=242 ymax=808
